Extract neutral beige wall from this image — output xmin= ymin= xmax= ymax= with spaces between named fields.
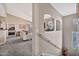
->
xmin=6 ymin=14 xmax=31 ymax=30
xmin=0 ymin=16 xmax=6 ymax=21
xmin=38 ymin=3 xmax=63 ymax=55
xmin=63 ymin=14 xmax=79 ymax=56
xmin=0 ymin=14 xmax=31 ymax=31
xmin=6 ymin=14 xmax=30 ymax=24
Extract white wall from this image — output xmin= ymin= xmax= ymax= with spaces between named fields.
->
xmin=63 ymin=14 xmax=79 ymax=56
xmin=35 ymin=3 xmax=63 ymax=55
xmin=41 ymin=31 xmax=62 ymax=55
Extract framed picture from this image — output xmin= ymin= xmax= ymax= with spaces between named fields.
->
xmin=44 ymin=18 xmax=54 ymax=31
xmin=8 ymin=24 xmax=15 ymax=30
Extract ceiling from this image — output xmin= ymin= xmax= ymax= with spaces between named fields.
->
xmin=0 ymin=3 xmax=32 ymax=22
xmin=0 ymin=3 xmax=77 ymax=21
xmin=5 ymin=3 xmax=32 ymax=22
xmin=0 ymin=4 xmax=7 ymax=17
xmin=51 ymin=3 xmax=76 ymax=16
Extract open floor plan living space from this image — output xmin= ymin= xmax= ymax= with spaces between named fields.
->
xmin=0 ymin=3 xmax=79 ymax=56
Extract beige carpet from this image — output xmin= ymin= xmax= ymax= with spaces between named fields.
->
xmin=0 ymin=36 xmax=32 ymax=56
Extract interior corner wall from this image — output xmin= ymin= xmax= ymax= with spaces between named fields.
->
xmin=39 ymin=3 xmax=63 ymax=55
xmin=63 ymin=14 xmax=79 ymax=56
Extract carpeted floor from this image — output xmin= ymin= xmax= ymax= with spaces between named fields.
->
xmin=0 ymin=36 xmax=32 ymax=56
